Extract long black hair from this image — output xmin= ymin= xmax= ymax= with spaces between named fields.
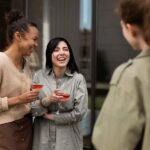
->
xmin=46 ymin=37 xmax=79 ymax=74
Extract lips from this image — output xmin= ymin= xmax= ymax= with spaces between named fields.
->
xmin=57 ymin=56 xmax=68 ymax=62
xmin=58 ymin=58 xmax=65 ymax=61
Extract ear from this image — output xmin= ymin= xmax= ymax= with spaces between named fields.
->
xmin=14 ymin=31 xmax=22 ymax=42
xmin=126 ymin=23 xmax=138 ymax=37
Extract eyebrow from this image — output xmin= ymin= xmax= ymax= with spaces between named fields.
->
xmin=55 ymin=46 xmax=68 ymax=49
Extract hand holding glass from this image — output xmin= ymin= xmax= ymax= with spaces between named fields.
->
xmin=55 ymin=90 xmax=70 ymax=114
xmin=31 ymin=83 xmax=44 ymax=116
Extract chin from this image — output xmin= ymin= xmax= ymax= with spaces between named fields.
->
xmin=27 ymin=51 xmax=33 ymax=56
xmin=56 ymin=65 xmax=67 ymax=68
xmin=58 ymin=63 xmax=68 ymax=67
xmin=59 ymin=65 xmax=67 ymax=68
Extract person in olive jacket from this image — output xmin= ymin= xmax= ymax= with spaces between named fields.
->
xmin=92 ymin=0 xmax=150 ymax=150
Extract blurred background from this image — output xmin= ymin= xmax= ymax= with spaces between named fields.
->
xmin=0 ymin=0 xmax=137 ymax=149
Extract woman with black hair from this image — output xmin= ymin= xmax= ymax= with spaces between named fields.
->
xmin=32 ymin=37 xmax=88 ymax=150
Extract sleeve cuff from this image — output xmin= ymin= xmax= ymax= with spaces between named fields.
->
xmin=41 ymin=97 xmax=51 ymax=107
xmin=53 ymin=114 xmax=58 ymax=123
xmin=1 ymin=97 xmax=8 ymax=111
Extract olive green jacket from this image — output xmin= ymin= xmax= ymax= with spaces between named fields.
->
xmin=92 ymin=49 xmax=150 ymax=150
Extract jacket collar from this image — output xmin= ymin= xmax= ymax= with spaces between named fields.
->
xmin=136 ymin=48 xmax=150 ymax=59
xmin=47 ymin=68 xmax=74 ymax=78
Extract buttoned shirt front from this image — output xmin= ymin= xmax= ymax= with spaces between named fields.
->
xmin=32 ymin=68 xmax=88 ymax=150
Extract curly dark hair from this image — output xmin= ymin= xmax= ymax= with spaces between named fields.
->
xmin=5 ymin=9 xmax=38 ymax=45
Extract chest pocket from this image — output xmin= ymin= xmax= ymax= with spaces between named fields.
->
xmin=110 ymin=59 xmax=133 ymax=85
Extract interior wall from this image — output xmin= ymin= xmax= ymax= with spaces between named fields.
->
xmin=27 ymin=0 xmax=81 ymax=69
xmin=0 ymin=0 xmax=11 ymax=51
xmin=0 ymin=0 xmax=26 ymax=51
xmin=96 ymin=0 xmax=137 ymax=82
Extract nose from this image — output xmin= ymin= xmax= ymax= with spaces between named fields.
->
xmin=59 ymin=49 xmax=64 ymax=54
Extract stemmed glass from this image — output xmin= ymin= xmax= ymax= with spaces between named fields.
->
xmin=31 ymin=83 xmax=44 ymax=116
xmin=31 ymin=84 xmax=43 ymax=90
xmin=31 ymin=83 xmax=44 ymax=103
xmin=55 ymin=91 xmax=70 ymax=114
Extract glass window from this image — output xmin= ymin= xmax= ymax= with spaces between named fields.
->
xmin=27 ymin=0 xmax=93 ymax=148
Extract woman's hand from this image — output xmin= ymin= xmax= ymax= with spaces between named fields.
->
xmin=54 ymin=89 xmax=70 ymax=102
xmin=19 ymin=89 xmax=40 ymax=103
xmin=41 ymin=89 xmax=68 ymax=107
xmin=8 ymin=89 xmax=40 ymax=106
xmin=43 ymin=113 xmax=54 ymax=120
xmin=47 ymin=89 xmax=64 ymax=103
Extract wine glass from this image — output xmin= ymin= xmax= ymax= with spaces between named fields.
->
xmin=31 ymin=84 xmax=43 ymax=90
xmin=31 ymin=83 xmax=44 ymax=108
xmin=55 ymin=91 xmax=70 ymax=114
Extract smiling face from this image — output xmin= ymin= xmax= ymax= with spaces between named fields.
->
xmin=19 ymin=26 xmax=39 ymax=56
xmin=51 ymin=41 xmax=70 ymax=69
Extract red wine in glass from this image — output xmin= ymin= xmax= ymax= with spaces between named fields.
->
xmin=55 ymin=90 xmax=70 ymax=102
xmin=59 ymin=93 xmax=70 ymax=101
xmin=62 ymin=93 xmax=70 ymax=99
xmin=31 ymin=84 xmax=43 ymax=90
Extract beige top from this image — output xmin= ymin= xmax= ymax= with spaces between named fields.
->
xmin=0 ymin=52 xmax=32 ymax=124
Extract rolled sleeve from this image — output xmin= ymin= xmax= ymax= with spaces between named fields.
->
xmin=31 ymin=100 xmax=47 ymax=116
xmin=41 ymin=97 xmax=51 ymax=107
xmin=0 ymin=97 xmax=9 ymax=112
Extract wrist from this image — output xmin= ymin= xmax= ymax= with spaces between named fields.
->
xmin=16 ymin=96 xmax=22 ymax=104
xmin=41 ymin=97 xmax=51 ymax=107
xmin=8 ymin=96 xmax=21 ymax=106
xmin=43 ymin=113 xmax=55 ymax=120
xmin=49 ymin=114 xmax=54 ymax=120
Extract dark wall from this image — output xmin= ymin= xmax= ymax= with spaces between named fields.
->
xmin=11 ymin=0 xmax=25 ymax=11
xmin=0 ymin=0 xmax=11 ymax=51
xmin=0 ymin=0 xmax=26 ymax=51
xmin=96 ymin=0 xmax=137 ymax=82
